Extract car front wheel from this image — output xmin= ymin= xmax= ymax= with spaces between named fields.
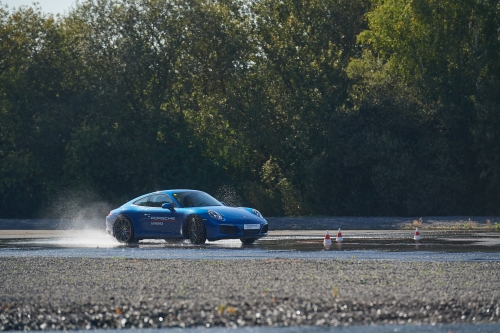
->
xmin=240 ymin=238 xmax=256 ymax=244
xmin=188 ymin=216 xmax=206 ymax=245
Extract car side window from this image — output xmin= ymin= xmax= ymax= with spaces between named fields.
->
xmin=133 ymin=196 xmax=150 ymax=206
xmin=149 ymin=194 xmax=176 ymax=208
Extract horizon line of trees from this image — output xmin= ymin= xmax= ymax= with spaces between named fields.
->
xmin=1 ymin=0 xmax=499 ymax=218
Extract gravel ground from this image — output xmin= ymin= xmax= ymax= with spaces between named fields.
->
xmin=1 ymin=258 xmax=499 ymax=330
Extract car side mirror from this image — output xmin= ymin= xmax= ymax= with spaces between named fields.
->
xmin=220 ymin=201 xmax=226 ymax=206
xmin=162 ymin=203 xmax=175 ymax=212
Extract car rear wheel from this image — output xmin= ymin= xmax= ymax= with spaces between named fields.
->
xmin=240 ymin=238 xmax=256 ymax=244
xmin=188 ymin=216 xmax=206 ymax=245
xmin=113 ymin=216 xmax=136 ymax=244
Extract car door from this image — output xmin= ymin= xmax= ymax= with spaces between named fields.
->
xmin=133 ymin=196 xmax=157 ymax=237
xmin=146 ymin=194 xmax=183 ymax=236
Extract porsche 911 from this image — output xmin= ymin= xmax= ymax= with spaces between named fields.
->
xmin=105 ymin=189 xmax=268 ymax=244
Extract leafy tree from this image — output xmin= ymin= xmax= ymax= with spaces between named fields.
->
xmin=346 ymin=0 xmax=500 ymax=214
xmin=2 ymin=0 xmax=499 ymax=218
xmin=222 ymin=0 xmax=371 ymax=215
xmin=0 ymin=4 xmax=84 ymax=217
xmin=61 ymin=0 xmax=235 ymax=203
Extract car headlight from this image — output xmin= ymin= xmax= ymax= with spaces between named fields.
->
xmin=208 ymin=210 xmax=224 ymax=221
xmin=252 ymin=209 xmax=263 ymax=218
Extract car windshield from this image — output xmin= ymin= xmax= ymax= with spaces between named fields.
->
xmin=172 ymin=191 xmax=222 ymax=208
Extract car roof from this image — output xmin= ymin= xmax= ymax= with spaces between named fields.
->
xmin=160 ymin=189 xmax=201 ymax=194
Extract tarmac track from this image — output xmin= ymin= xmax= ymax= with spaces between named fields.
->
xmin=0 ymin=229 xmax=500 ymax=262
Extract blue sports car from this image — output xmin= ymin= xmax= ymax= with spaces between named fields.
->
xmin=106 ymin=189 xmax=268 ymax=244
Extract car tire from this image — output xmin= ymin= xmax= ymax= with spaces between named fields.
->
xmin=182 ymin=220 xmax=190 ymax=239
xmin=188 ymin=215 xmax=206 ymax=245
xmin=240 ymin=238 xmax=256 ymax=244
xmin=113 ymin=215 xmax=136 ymax=244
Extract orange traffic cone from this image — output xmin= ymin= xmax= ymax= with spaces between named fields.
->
xmin=324 ymin=230 xmax=332 ymax=246
xmin=414 ymin=228 xmax=421 ymax=241
xmin=336 ymin=228 xmax=343 ymax=242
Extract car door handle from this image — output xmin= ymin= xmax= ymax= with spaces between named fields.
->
xmin=144 ymin=214 xmax=151 ymax=218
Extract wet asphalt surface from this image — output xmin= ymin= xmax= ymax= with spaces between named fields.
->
xmin=1 ymin=229 xmax=500 ymax=261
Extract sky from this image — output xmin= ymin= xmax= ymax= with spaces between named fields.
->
xmin=2 ymin=0 xmax=76 ymax=15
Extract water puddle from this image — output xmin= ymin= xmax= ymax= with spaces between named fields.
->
xmin=0 ymin=230 xmax=499 ymax=261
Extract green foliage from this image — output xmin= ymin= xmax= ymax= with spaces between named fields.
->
xmin=348 ymin=0 xmax=500 ymax=215
xmin=1 ymin=0 xmax=500 ymax=218
xmin=0 ymin=4 xmax=82 ymax=216
xmin=224 ymin=0 xmax=371 ymax=215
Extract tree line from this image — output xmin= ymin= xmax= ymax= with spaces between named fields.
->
xmin=1 ymin=0 xmax=499 ymax=218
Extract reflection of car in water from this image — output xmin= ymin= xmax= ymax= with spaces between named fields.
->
xmin=106 ymin=189 xmax=268 ymax=245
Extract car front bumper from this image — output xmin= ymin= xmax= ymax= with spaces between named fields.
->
xmin=204 ymin=219 xmax=268 ymax=241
